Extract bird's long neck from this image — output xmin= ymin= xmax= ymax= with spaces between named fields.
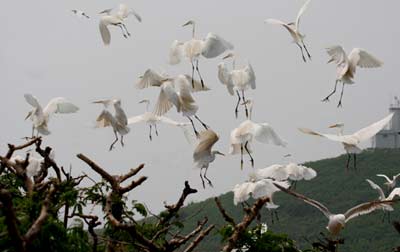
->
xmin=191 ymin=23 xmax=196 ymax=38
xmin=144 ymin=101 xmax=150 ymax=112
xmin=337 ymin=127 xmax=344 ymax=136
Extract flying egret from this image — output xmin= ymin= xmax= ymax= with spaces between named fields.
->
xmin=71 ymin=9 xmax=90 ymax=19
xmin=218 ymin=52 xmax=256 ymax=119
xmin=323 ymin=46 xmax=383 ymax=107
xmin=229 ymin=100 xmax=287 ymax=169
xmin=274 ymin=183 xmax=396 ymax=236
xmin=169 ymin=20 xmax=234 ymax=88
xmin=366 ymin=179 xmax=400 ymax=221
xmin=299 ymin=113 xmax=393 ymax=170
xmin=93 ymin=99 xmax=130 ymax=151
xmin=127 ymin=99 xmax=190 ymax=141
xmin=24 ymin=94 xmax=79 ymax=136
xmin=376 ymin=173 xmax=400 ymax=191
xmin=98 ymin=4 xmax=142 ymax=45
xmin=265 ymin=0 xmax=312 ymax=62
xmin=193 ymin=129 xmax=224 ymax=188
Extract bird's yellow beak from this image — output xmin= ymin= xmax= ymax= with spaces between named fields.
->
xmin=328 ymin=124 xmax=339 ymax=128
xmin=182 ymin=21 xmax=192 ymax=27
xmin=25 ymin=111 xmax=32 ymax=120
xmin=216 ymin=151 xmax=225 ymax=156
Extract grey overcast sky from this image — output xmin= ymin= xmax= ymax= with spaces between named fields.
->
xmin=1 ymin=0 xmax=399 ymax=212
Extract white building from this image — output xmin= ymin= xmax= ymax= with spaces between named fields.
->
xmin=372 ymin=97 xmax=400 ymax=149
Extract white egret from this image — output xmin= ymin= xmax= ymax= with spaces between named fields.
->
xmin=127 ymin=99 xmax=190 ymax=141
xmin=99 ymin=4 xmax=142 ymax=45
xmin=376 ymin=173 xmax=400 ymax=191
xmin=299 ymin=113 xmax=393 ymax=170
xmin=274 ymin=183 xmax=396 ymax=236
xmin=71 ymin=9 xmax=90 ymax=19
xmin=11 ymin=155 xmax=43 ymax=178
xmin=265 ymin=0 xmax=312 ymax=62
xmin=169 ymin=20 xmax=234 ymax=88
xmin=24 ymin=94 xmax=79 ymax=136
xmin=218 ymin=52 xmax=256 ymax=118
xmin=229 ymin=100 xmax=287 ymax=169
xmin=193 ymin=129 xmax=224 ymax=188
xmin=323 ymin=46 xmax=383 ymax=107
xmin=93 ymin=99 xmax=130 ymax=151
xmin=366 ymin=179 xmax=400 ymax=216
xmin=256 ymin=162 xmax=317 ymax=186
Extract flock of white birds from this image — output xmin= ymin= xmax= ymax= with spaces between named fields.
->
xmin=19 ymin=1 xmax=400 ymax=236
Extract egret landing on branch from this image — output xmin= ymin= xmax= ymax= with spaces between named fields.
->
xmin=169 ymin=20 xmax=234 ymax=88
xmin=93 ymin=99 xmax=130 ymax=151
xmin=218 ymin=52 xmax=256 ymax=119
xmin=98 ymin=4 xmax=142 ymax=45
xmin=24 ymin=94 xmax=79 ymax=137
xmin=299 ymin=113 xmax=393 ymax=171
xmin=193 ymin=129 xmax=224 ymax=188
xmin=127 ymin=99 xmax=190 ymax=141
xmin=322 ymin=46 xmax=383 ymax=107
xmin=265 ymin=0 xmax=312 ymax=62
xmin=274 ymin=183 xmax=397 ymax=236
xmin=366 ymin=179 xmax=400 ymax=222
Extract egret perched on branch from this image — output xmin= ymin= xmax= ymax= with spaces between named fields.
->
xmin=93 ymin=99 xmax=130 ymax=151
xmin=24 ymin=94 xmax=79 ymax=136
xmin=127 ymin=99 xmax=190 ymax=141
xmin=299 ymin=113 xmax=393 ymax=170
xmin=137 ymin=70 xmax=210 ymax=136
xmin=229 ymin=100 xmax=287 ymax=169
xmin=274 ymin=183 xmax=397 ymax=236
xmin=323 ymin=46 xmax=383 ymax=107
xmin=193 ymin=129 xmax=224 ymax=188
xmin=376 ymin=173 xmax=400 ymax=191
xmin=218 ymin=52 xmax=256 ymax=119
xmin=265 ymin=0 xmax=312 ymax=62
xmin=169 ymin=20 xmax=234 ymax=88
xmin=98 ymin=4 xmax=142 ymax=45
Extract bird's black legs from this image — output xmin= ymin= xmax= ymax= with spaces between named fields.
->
xmin=337 ymin=83 xmax=345 ymax=108
xmin=241 ymin=90 xmax=249 ymax=119
xmin=149 ymin=125 xmax=153 ymax=141
xmin=353 ymin=154 xmax=357 ymax=171
xmin=244 ymin=141 xmax=254 ymax=168
xmin=289 ymin=181 xmax=298 ymax=190
xmin=155 ymin=124 xmax=159 ymax=136
xmin=200 ymin=169 xmax=206 ymax=189
xmin=302 ymin=42 xmax=312 ymax=60
xmin=121 ymin=23 xmax=130 ymax=36
xmin=203 ymin=167 xmax=213 ymax=188
xmin=270 ymin=210 xmax=280 ymax=224
xmin=117 ymin=24 xmax=128 ymax=38
xmin=187 ymin=116 xmax=199 ymax=137
xmin=296 ymin=43 xmax=306 ymax=62
xmin=240 ymin=144 xmax=244 ymax=170
xmin=345 ymin=153 xmax=351 ymax=171
xmin=235 ymin=91 xmax=241 ymax=118
xmin=109 ymin=131 xmax=119 ymax=151
xmin=322 ymin=80 xmax=338 ymax=102
xmin=195 ymin=60 xmax=205 ymax=88
xmin=194 ymin=115 xmax=208 ymax=130
xmin=120 ymin=135 xmax=125 ymax=147
xmin=191 ymin=61 xmax=195 ymax=88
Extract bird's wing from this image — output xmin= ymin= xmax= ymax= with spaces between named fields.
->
xmin=387 ymin=188 xmax=400 ymax=200
xmin=344 ymin=200 xmax=394 ymax=223
xmin=348 ymin=48 xmax=383 ymax=68
xmin=95 ymin=110 xmax=113 ymax=128
xmin=252 ymin=179 xmax=290 ymax=199
xmin=24 ymin=94 xmax=41 ymax=108
xmin=193 ymin=130 xmax=219 ymax=161
xmin=325 ymin=45 xmax=347 ymax=65
xmin=265 ymin=19 xmax=297 ymax=38
xmin=295 ymin=0 xmax=311 ymax=30
xmin=169 ymin=40 xmax=184 ymax=65
xmin=117 ymin=4 xmax=142 ymax=22
xmin=252 ymin=123 xmax=287 ymax=147
xmin=394 ymin=173 xmax=400 ymax=183
xmin=244 ymin=63 xmax=256 ymax=89
xmin=114 ymin=103 xmax=128 ymax=126
xmin=298 ymin=128 xmax=347 ymax=143
xmin=158 ymin=116 xmax=187 ymax=126
xmin=201 ymin=33 xmax=234 ymax=59
xmin=43 ymin=97 xmax=79 ymax=117
xmin=184 ymin=75 xmax=210 ymax=92
xmin=99 ymin=19 xmax=111 ymax=45
xmin=353 ymin=113 xmax=393 ymax=142
xmin=127 ymin=114 xmax=145 ymax=125
xmin=274 ymin=183 xmax=332 ymax=218
xmin=233 ymin=182 xmax=253 ymax=205
xmin=176 ymin=75 xmax=195 ymax=103
xmin=256 ymin=164 xmax=288 ymax=181
xmin=136 ymin=69 xmax=165 ymax=89
xmin=366 ymin=179 xmax=386 ymax=199
xmin=376 ymin=174 xmax=392 ymax=183
xmin=217 ymin=63 xmax=234 ymax=95
xmin=153 ymin=83 xmax=178 ymax=116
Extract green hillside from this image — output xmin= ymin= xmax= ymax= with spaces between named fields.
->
xmin=176 ymin=149 xmax=400 ymax=251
